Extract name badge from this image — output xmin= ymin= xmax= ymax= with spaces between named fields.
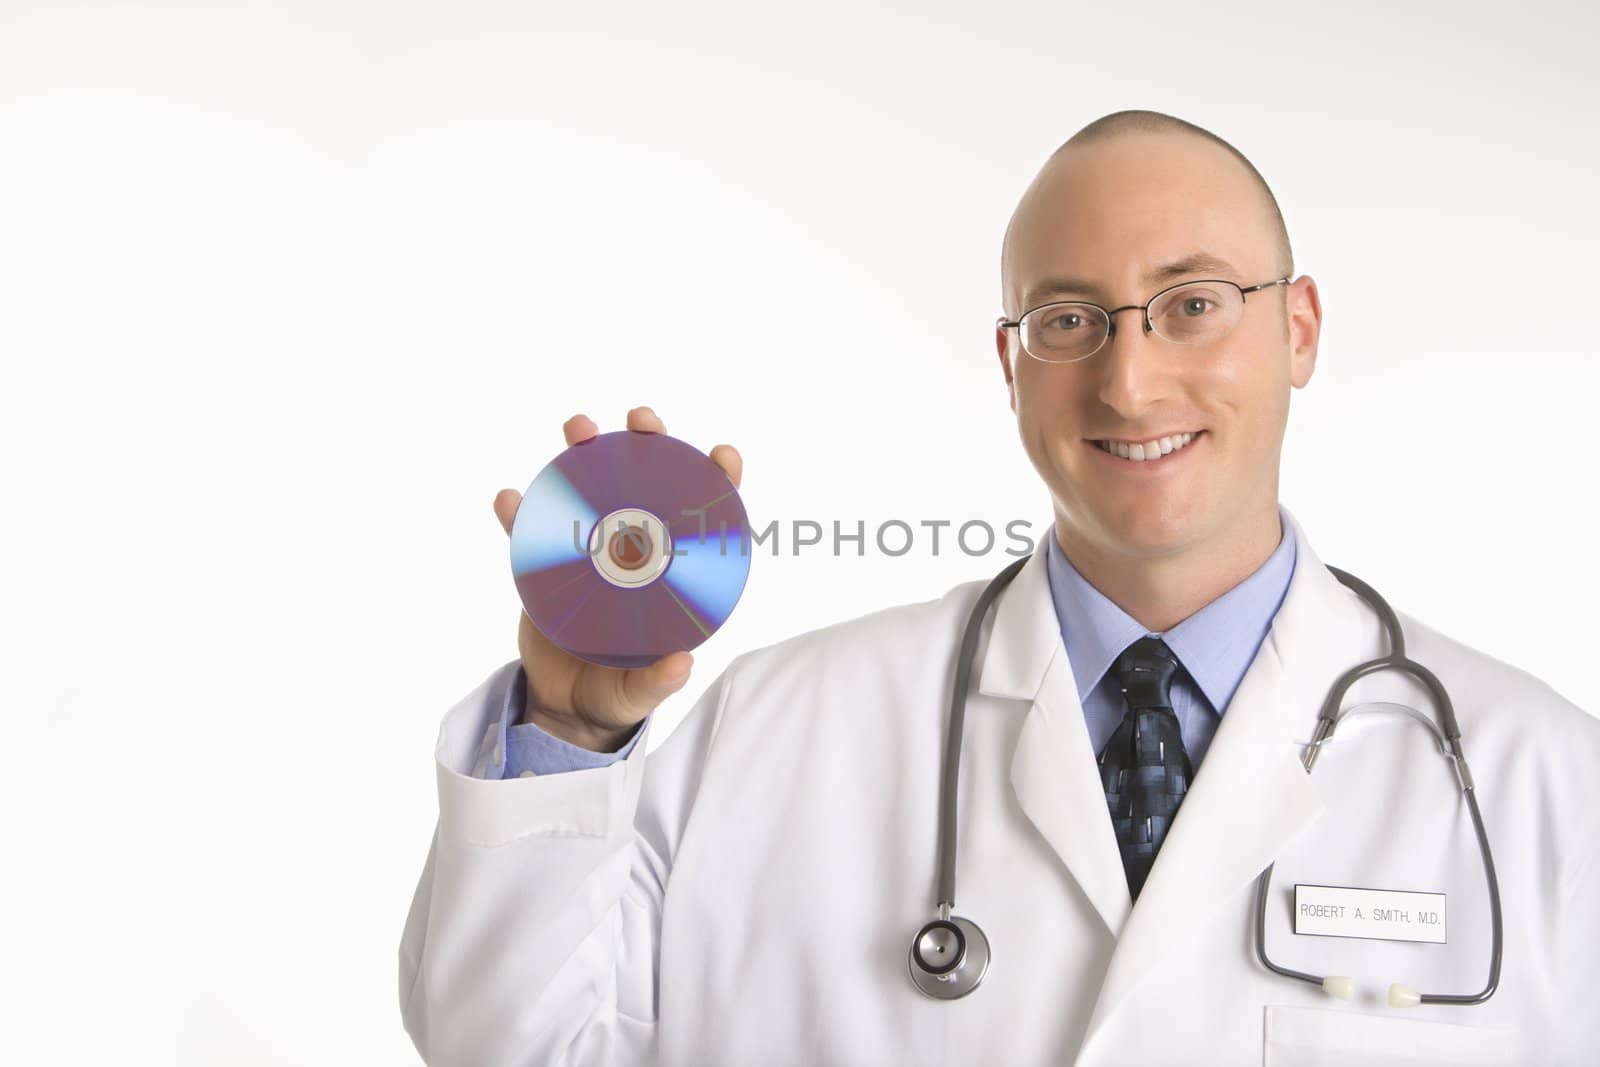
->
xmin=1293 ymin=884 xmax=1446 ymax=944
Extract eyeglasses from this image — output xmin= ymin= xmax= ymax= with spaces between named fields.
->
xmin=997 ymin=277 xmax=1290 ymax=364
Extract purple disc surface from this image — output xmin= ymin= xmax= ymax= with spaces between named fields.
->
xmin=509 ymin=429 xmax=751 ymax=668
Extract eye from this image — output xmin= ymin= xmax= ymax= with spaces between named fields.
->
xmin=1179 ymin=296 xmax=1216 ymax=317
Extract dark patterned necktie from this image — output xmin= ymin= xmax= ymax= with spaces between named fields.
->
xmin=1098 ymin=635 xmax=1193 ymax=901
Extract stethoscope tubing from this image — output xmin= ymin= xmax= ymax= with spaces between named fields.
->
xmin=917 ymin=555 xmax=1503 ymax=1006
xmin=934 ymin=553 xmax=1029 ymax=912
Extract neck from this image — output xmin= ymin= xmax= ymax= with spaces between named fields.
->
xmin=1053 ymin=501 xmax=1284 ymax=633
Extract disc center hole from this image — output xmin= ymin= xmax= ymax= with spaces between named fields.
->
xmin=607 ymin=523 xmax=653 ymax=570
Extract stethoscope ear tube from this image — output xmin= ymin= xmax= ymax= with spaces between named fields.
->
xmin=1254 ymin=565 xmax=1502 ymax=1007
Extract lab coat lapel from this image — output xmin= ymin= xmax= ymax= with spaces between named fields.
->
xmin=980 ymin=538 xmax=1133 ymax=938
xmin=1076 ymin=508 xmax=1372 ymax=1059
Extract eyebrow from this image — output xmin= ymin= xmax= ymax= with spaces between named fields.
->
xmin=1021 ymin=252 xmax=1241 ymax=310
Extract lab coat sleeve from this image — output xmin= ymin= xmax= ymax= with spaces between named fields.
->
xmin=398 ymin=656 xmax=732 ymax=1066
xmin=1548 ymin=710 xmax=1600 ymax=1060
xmin=1553 ymin=836 xmax=1600 ymax=1057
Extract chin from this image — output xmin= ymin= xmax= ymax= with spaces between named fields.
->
xmin=1065 ymin=487 xmax=1207 ymax=554
xmin=1103 ymin=510 xmax=1199 ymax=551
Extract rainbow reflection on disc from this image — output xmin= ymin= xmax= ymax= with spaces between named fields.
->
xmin=510 ymin=429 xmax=751 ymax=668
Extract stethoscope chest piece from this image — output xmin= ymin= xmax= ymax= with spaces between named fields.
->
xmin=908 ymin=915 xmax=990 ymax=999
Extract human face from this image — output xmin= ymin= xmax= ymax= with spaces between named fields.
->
xmin=995 ymin=134 xmax=1321 ymax=565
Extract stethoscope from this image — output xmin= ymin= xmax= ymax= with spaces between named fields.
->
xmin=908 ymin=555 xmax=1503 ymax=1007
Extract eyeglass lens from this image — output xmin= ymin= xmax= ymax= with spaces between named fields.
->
xmin=1021 ymin=281 xmax=1247 ymax=363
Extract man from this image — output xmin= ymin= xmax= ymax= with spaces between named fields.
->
xmin=399 ymin=111 xmax=1600 ymax=1065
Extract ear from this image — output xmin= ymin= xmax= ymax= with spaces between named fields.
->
xmin=995 ymin=321 xmax=1017 ymax=414
xmin=1286 ymin=277 xmax=1322 ymax=389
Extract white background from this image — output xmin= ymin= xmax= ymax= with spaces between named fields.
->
xmin=2 ymin=1 xmax=1595 ymax=1062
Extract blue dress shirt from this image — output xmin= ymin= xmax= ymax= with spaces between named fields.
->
xmin=479 ymin=505 xmax=1296 ymax=778
xmin=1044 ymin=505 xmax=1297 ymax=769
xmin=479 ymin=664 xmax=645 ymax=779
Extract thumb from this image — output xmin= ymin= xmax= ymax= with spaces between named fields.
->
xmin=621 ymin=651 xmax=694 ymax=711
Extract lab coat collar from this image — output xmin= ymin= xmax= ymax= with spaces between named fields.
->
xmin=979 ymin=505 xmax=1368 ymax=1055
xmin=983 ymin=533 xmax=1136 ymax=936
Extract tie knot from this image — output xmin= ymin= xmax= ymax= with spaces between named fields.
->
xmin=1113 ymin=635 xmax=1181 ymax=711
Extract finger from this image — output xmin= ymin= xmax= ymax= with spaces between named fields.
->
xmin=493 ymin=488 xmax=522 ymax=536
xmin=563 ymin=413 xmax=600 ymax=447
xmin=708 ymin=443 xmax=742 ymax=490
xmin=625 ymin=406 xmax=667 ymax=435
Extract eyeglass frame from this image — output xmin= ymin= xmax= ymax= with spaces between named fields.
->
xmin=997 ymin=276 xmax=1292 ymax=364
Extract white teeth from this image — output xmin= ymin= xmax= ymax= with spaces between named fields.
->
xmin=1095 ymin=432 xmax=1198 ymax=461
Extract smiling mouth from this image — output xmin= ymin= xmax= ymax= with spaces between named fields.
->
xmin=1090 ymin=431 xmax=1205 ymax=462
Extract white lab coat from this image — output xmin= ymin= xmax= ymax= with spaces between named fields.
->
xmin=398 ymin=506 xmax=1600 ymax=1066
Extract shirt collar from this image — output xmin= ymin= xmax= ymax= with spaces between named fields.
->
xmin=1043 ymin=504 xmax=1298 ymax=714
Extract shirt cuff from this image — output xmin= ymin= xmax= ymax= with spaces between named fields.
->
xmin=490 ymin=665 xmax=646 ymax=778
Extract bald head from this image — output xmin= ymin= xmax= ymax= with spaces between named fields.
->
xmin=1001 ymin=110 xmax=1293 ymax=319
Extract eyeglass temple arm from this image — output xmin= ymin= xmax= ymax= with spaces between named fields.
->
xmin=1239 ymin=278 xmax=1291 ymax=296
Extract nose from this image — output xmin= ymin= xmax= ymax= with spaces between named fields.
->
xmin=1094 ymin=306 xmax=1170 ymax=416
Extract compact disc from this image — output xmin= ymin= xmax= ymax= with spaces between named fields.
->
xmin=510 ymin=429 xmax=751 ymax=668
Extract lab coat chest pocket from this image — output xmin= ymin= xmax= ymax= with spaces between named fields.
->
xmin=1263 ymin=1005 xmax=1517 ymax=1067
